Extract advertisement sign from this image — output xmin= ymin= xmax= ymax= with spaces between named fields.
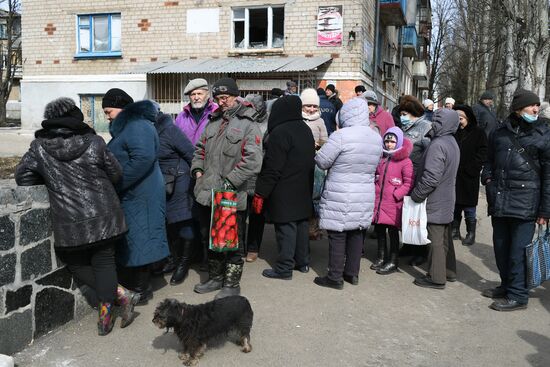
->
xmin=317 ymin=6 xmax=343 ymax=47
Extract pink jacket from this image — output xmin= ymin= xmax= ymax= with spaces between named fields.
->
xmin=372 ymin=138 xmax=414 ymax=228
xmin=370 ymin=107 xmax=395 ymax=136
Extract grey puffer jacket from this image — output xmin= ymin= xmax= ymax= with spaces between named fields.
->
xmin=410 ymin=109 xmax=460 ymax=224
xmin=315 ymin=98 xmax=382 ymax=232
xmin=402 ymin=115 xmax=432 ymax=176
xmin=191 ymin=100 xmax=263 ymax=210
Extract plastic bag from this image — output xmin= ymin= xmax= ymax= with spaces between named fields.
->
xmin=401 ymin=196 xmax=431 ymax=245
xmin=209 ymin=189 xmax=239 ymax=252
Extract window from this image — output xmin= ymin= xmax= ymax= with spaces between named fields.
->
xmin=76 ymin=14 xmax=121 ymax=58
xmin=0 ymin=24 xmax=6 ymax=39
xmin=232 ymin=6 xmax=284 ymax=50
xmin=80 ymin=95 xmax=109 ymax=133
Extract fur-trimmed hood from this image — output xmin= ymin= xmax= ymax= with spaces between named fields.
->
xmin=109 ymin=100 xmax=158 ymax=138
xmin=384 ymin=137 xmax=412 ymax=161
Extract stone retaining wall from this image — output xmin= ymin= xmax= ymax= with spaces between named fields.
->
xmin=0 ymin=181 xmax=91 ymax=355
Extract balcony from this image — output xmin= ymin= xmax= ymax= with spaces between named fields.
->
xmin=401 ymin=25 xmax=418 ymax=58
xmin=380 ymin=0 xmax=407 ymax=27
xmin=413 ymin=60 xmax=428 ymax=81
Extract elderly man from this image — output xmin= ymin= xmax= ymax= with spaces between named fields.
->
xmin=473 ymin=90 xmax=499 ymax=138
xmin=191 ymin=77 xmax=263 ymax=299
xmin=423 ymin=98 xmax=434 ymax=122
xmin=175 ymin=78 xmax=218 ymax=145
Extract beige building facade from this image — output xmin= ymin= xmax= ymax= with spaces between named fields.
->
xmin=21 ymin=0 xmax=430 ymax=131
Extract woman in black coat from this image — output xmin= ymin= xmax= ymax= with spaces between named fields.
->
xmin=153 ymin=110 xmax=195 ymax=285
xmin=452 ymin=104 xmax=488 ymax=245
xmin=15 ymin=98 xmax=138 ymax=336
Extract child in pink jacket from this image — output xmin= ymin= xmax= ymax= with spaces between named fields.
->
xmin=371 ymin=127 xmax=414 ymax=275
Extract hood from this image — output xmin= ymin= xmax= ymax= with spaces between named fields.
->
xmin=154 ymin=112 xmax=175 ymax=133
xmin=383 ymin=126 xmax=404 ymax=149
xmin=429 ymin=108 xmax=459 ymax=137
xmin=338 ymin=98 xmax=370 ymax=128
xmin=109 ymin=100 xmax=158 ymax=137
xmin=39 ymin=132 xmax=93 ymax=161
xmin=453 ymin=104 xmax=478 ymax=130
xmin=268 ymin=95 xmax=302 ymax=132
xmin=384 ymin=137 xmax=413 ymax=161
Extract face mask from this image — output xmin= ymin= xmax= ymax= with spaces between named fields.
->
xmin=521 ymin=113 xmax=538 ymax=123
xmin=400 ymin=115 xmax=412 ymax=125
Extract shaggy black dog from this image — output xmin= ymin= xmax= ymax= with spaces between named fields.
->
xmin=153 ymin=296 xmax=253 ymax=366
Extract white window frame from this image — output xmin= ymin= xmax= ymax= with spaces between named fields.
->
xmin=231 ymin=5 xmax=284 ymax=50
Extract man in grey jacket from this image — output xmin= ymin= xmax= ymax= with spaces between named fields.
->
xmin=410 ymin=109 xmax=460 ymax=289
xmin=191 ymin=77 xmax=263 ymax=299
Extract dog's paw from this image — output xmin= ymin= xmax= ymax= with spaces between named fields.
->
xmin=183 ymin=357 xmax=199 ymax=366
xmin=241 ymin=344 xmax=252 ymax=353
xmin=178 ymin=352 xmax=190 ymax=362
xmin=239 ymin=336 xmax=252 ymax=353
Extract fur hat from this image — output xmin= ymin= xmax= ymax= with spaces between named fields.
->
xmin=184 ymin=78 xmax=209 ymax=95
xmin=479 ymin=90 xmax=494 ymax=100
xmin=212 ymin=78 xmax=239 ymax=97
xmin=453 ymin=104 xmax=478 ymax=127
xmin=423 ymin=99 xmax=434 ymax=108
xmin=44 ymin=97 xmax=78 ymax=119
xmin=362 ymin=90 xmax=378 ymax=105
xmin=509 ymin=89 xmax=540 ymax=112
xmin=300 ymin=88 xmax=320 ymax=106
xmin=102 ymin=88 xmax=134 ymax=109
xmin=399 ymin=95 xmax=424 ymax=117
xmin=445 ymin=97 xmax=456 ymax=106
xmin=325 ymin=84 xmax=336 ymax=93
xmin=355 ymin=85 xmax=366 ymax=94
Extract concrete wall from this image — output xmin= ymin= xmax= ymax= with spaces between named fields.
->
xmin=0 ymin=181 xmax=92 ymax=356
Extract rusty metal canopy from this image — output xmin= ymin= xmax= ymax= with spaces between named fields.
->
xmin=127 ymin=56 xmax=332 ymax=74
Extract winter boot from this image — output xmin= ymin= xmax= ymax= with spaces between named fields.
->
xmin=134 ymin=266 xmax=153 ymax=306
xmin=215 ymin=262 xmax=243 ymax=299
xmin=97 ymin=302 xmax=114 ymax=336
xmin=194 ymin=258 xmax=224 ymax=294
xmin=452 ymin=216 xmax=461 ymax=240
xmin=116 ymin=285 xmax=138 ymax=328
xmin=377 ymin=239 xmax=399 ymax=275
xmin=370 ymin=232 xmax=386 ymax=270
xmin=462 ymin=219 xmax=477 ymax=246
xmin=170 ymin=239 xmax=193 ymax=285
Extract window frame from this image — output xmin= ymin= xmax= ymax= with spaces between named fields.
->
xmin=75 ymin=13 xmax=122 ymax=59
xmin=231 ymin=5 xmax=284 ymax=50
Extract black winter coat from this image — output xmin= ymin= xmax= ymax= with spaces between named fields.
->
xmin=15 ymin=122 xmax=127 ymax=249
xmin=154 ymin=113 xmax=195 ymax=224
xmin=255 ymin=96 xmax=315 ymax=223
xmin=454 ymin=122 xmax=488 ymax=207
xmin=481 ymin=114 xmax=550 ymax=220
xmin=473 ymin=102 xmax=499 ymax=138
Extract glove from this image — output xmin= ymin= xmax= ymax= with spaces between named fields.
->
xmin=252 ymin=194 xmax=264 ymax=215
xmin=222 ymin=179 xmax=235 ymax=191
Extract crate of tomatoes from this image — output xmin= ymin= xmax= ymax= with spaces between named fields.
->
xmin=209 ymin=189 xmax=239 ymax=252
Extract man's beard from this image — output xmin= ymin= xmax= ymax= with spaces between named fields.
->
xmin=190 ymin=100 xmax=207 ymax=109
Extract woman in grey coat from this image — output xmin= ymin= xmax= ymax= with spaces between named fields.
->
xmin=313 ymin=98 xmax=382 ymax=289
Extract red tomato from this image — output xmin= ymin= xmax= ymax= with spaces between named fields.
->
xmin=222 ymin=191 xmax=236 ymax=200
xmin=214 ymin=192 xmax=223 ymax=205
xmin=225 ymin=215 xmax=237 ymax=227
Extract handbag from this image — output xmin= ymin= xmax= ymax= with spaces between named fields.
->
xmin=401 ymin=196 xmax=431 ymax=245
xmin=525 ymin=225 xmax=550 ymax=289
xmin=163 ymin=160 xmax=180 ymax=196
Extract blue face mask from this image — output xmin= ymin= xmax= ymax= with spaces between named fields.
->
xmin=521 ymin=113 xmax=538 ymax=123
xmin=400 ymin=115 xmax=412 ymax=125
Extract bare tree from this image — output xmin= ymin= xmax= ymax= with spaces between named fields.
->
xmin=0 ymin=0 xmax=21 ymax=127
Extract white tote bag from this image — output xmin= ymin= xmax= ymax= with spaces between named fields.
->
xmin=401 ymin=196 xmax=431 ymax=245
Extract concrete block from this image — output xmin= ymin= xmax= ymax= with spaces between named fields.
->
xmin=19 ymin=208 xmax=52 ymax=246
xmin=20 ymin=240 xmax=52 ymax=281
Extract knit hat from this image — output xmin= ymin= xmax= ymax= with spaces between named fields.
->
xmin=325 ymin=84 xmax=336 ymax=93
xmin=423 ymin=98 xmax=434 ymax=108
xmin=399 ymin=95 xmax=424 ymax=117
xmin=383 ymin=126 xmax=404 ymax=150
xmin=102 ymin=88 xmax=134 ymax=109
xmin=183 ymin=78 xmax=208 ymax=95
xmin=316 ymin=87 xmax=327 ymax=96
xmin=509 ymin=89 xmax=540 ymax=112
xmin=479 ymin=90 xmax=494 ymax=100
xmin=445 ymin=97 xmax=455 ymax=106
xmin=355 ymin=85 xmax=366 ymax=94
xmin=212 ymin=77 xmax=239 ymax=97
xmin=362 ymin=90 xmax=379 ymax=105
xmin=270 ymin=88 xmax=284 ymax=97
xmin=300 ymin=88 xmax=320 ymax=106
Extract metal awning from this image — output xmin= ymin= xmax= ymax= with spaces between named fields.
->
xmin=127 ymin=56 xmax=332 ymax=74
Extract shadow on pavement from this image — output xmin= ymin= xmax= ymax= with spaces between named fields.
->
xmin=529 ymin=283 xmax=550 ymax=314
xmin=455 ymin=258 xmax=500 ymax=292
xmin=466 ymin=241 xmax=499 ymax=274
xmin=517 ymin=330 xmax=550 ymax=366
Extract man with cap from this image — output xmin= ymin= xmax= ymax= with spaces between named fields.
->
xmin=363 ymin=90 xmax=395 ymax=136
xmin=325 ymin=84 xmax=343 ymax=111
xmin=175 ymin=78 xmax=218 ymax=146
xmin=444 ymin=97 xmax=455 ymax=109
xmin=285 ymin=81 xmax=298 ymax=95
xmin=473 ymin=90 xmax=499 ymax=138
xmin=191 ymin=77 xmax=263 ymax=299
xmin=423 ymin=99 xmax=434 ymax=122
xmin=481 ymin=88 xmax=550 ymax=311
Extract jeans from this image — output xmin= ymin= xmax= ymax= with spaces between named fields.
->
xmin=454 ymin=205 xmax=476 ymax=220
xmin=273 ymin=220 xmax=310 ymax=275
xmin=491 ymin=217 xmax=535 ymax=304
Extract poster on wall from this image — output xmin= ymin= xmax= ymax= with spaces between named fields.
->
xmin=363 ymin=39 xmax=374 ymax=75
xmin=317 ymin=6 xmax=343 ymax=47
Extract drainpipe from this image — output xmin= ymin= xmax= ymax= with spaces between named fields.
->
xmin=397 ymin=25 xmax=404 ymax=98
xmin=372 ymin=0 xmax=380 ymax=92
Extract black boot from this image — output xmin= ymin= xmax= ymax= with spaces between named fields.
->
xmin=452 ymin=216 xmax=461 ymax=240
xmin=194 ymin=258 xmax=224 ymax=294
xmin=462 ymin=219 xmax=476 ymax=246
xmin=134 ymin=266 xmax=153 ymax=305
xmin=215 ymin=262 xmax=243 ymax=299
xmin=377 ymin=238 xmax=399 ymax=275
xmin=370 ymin=232 xmax=386 ymax=270
xmin=170 ymin=239 xmax=193 ymax=285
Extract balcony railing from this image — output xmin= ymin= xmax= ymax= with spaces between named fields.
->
xmin=401 ymin=25 xmax=418 ymax=58
xmin=380 ymin=0 xmax=407 ymax=27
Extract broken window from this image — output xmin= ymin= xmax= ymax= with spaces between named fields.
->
xmin=232 ymin=6 xmax=284 ymax=50
xmin=76 ymin=13 xmax=121 ymax=57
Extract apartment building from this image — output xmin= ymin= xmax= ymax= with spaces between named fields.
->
xmin=21 ymin=0 xmax=431 ymax=131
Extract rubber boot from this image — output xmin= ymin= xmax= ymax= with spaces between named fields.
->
xmin=215 ymin=262 xmax=243 ymax=299
xmin=370 ymin=233 xmax=386 ymax=270
xmin=462 ymin=219 xmax=477 ymax=246
xmin=377 ymin=238 xmax=399 ymax=275
xmin=170 ymin=239 xmax=193 ymax=285
xmin=97 ymin=302 xmax=114 ymax=336
xmin=116 ymin=285 xmax=138 ymax=328
xmin=194 ymin=258 xmax=224 ymax=294
xmin=452 ymin=216 xmax=461 ymax=240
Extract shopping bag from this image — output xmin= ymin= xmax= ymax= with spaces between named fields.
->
xmin=209 ymin=189 xmax=239 ymax=252
xmin=401 ymin=196 xmax=431 ymax=245
xmin=525 ymin=225 xmax=550 ymax=289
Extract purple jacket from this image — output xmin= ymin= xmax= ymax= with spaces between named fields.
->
xmin=174 ymin=100 xmax=218 ymax=145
